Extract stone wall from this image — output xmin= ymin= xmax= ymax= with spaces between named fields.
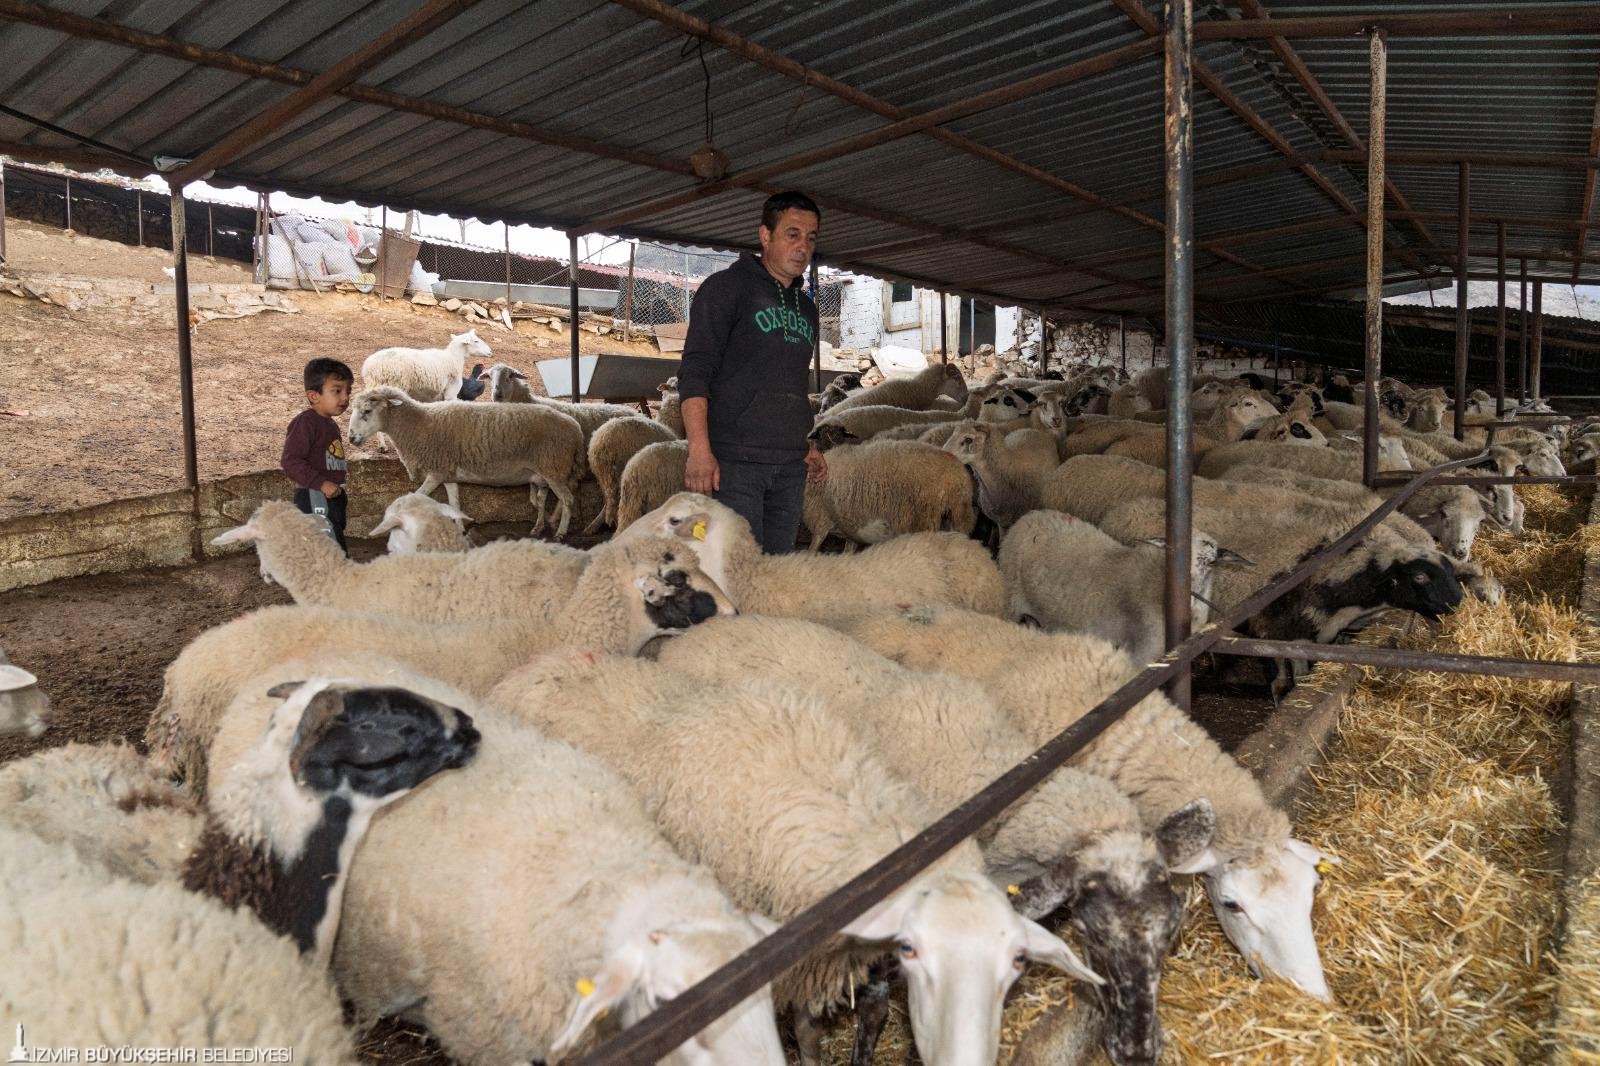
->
xmin=0 ymin=459 xmax=602 ymax=593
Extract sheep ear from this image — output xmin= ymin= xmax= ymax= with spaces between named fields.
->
xmin=841 ymin=892 xmax=915 ymax=942
xmin=1021 ymin=918 xmax=1103 ymax=985
xmin=265 ymin=680 xmax=305 ymax=700
xmin=1154 ymin=798 xmax=1217 ymax=869
xmin=1168 ymin=844 xmax=1221 ymax=875
xmin=1215 ymin=546 xmax=1255 ymax=568
xmin=549 ymin=950 xmax=644 ymax=1059
xmin=387 ymin=395 xmax=404 ymax=407
xmin=747 ymin=913 xmax=781 ymax=937
xmin=369 ymin=514 xmax=400 ymax=536
xmin=0 ymin=665 xmax=38 ymax=692
xmin=211 ymin=523 xmax=259 ymax=546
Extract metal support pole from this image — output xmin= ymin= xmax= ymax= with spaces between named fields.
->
xmin=811 ymin=261 xmax=822 ymax=393
xmin=63 ymin=174 xmax=70 ymax=230
xmin=207 ymin=204 xmax=214 ymax=258
xmin=1519 ymin=258 xmax=1529 ymax=401
xmin=967 ymin=297 xmax=976 ymax=370
xmin=1495 ymin=220 xmax=1507 ymax=416
xmin=1119 ymin=315 xmax=1127 ymax=373
xmin=569 ymin=233 xmax=582 ymax=402
xmin=379 ymin=205 xmax=388 ymax=302
xmin=170 ymin=188 xmax=198 ymax=497
xmin=0 ymin=160 xmax=6 ymax=265
xmin=939 ymin=292 xmax=948 ymax=365
xmin=1037 ymin=310 xmax=1049 ymax=374
xmin=504 ymin=221 xmax=512 ymax=309
xmin=135 ymin=190 xmax=142 ymax=247
xmin=1530 ymin=279 xmax=1544 ymax=404
xmin=1453 ymin=161 xmax=1470 ymax=439
xmin=1163 ymin=0 xmax=1194 ymax=712
xmin=1362 ymin=30 xmax=1386 ymax=487
xmin=621 ymin=241 xmax=636 ymax=343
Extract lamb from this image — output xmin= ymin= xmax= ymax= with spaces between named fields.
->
xmin=1240 ymin=392 xmax=1325 ymax=445
xmin=801 ymin=424 xmax=976 ymax=548
xmin=614 ymin=439 xmax=689 ymax=529
xmin=945 ymin=420 xmax=1055 ymax=532
xmin=212 ymin=501 xmax=590 ymax=624
xmin=820 ymin=605 xmax=1337 ymax=1002
xmin=1454 ymin=557 xmax=1505 ymax=604
xmin=144 ymin=535 xmax=734 ymax=790
xmin=360 ymin=329 xmax=493 ymax=402
xmin=367 ymin=491 xmax=472 ymax=552
xmin=485 ymin=361 xmax=536 ymax=402
xmin=582 ymin=414 xmax=679 ymax=534
xmin=1572 ymin=431 xmax=1600 ymax=470
xmin=0 ymin=646 xmax=49 ymax=737
xmin=656 ymin=374 xmax=686 ymax=436
xmin=1000 ymin=509 xmax=1249 ymax=664
xmin=1 ymin=677 xmax=479 ymax=1057
xmin=202 ymin=662 xmax=785 ymax=1066
xmin=346 ymin=385 xmax=584 ymax=539
xmin=655 ymin=614 xmax=1212 ymax=1064
xmin=1407 ymin=387 xmax=1448 ymax=432
xmin=487 ymin=652 xmax=1102 ymax=1066
xmin=627 ymin=492 xmax=1005 ymax=618
xmin=823 ymin=361 xmax=968 ymax=414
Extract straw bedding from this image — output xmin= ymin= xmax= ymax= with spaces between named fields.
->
xmin=809 ymin=484 xmax=1596 ymax=1064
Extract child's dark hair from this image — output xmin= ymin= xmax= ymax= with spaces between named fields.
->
xmin=304 ymin=358 xmax=354 ymax=392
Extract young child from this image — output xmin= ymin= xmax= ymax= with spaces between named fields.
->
xmin=281 ymin=358 xmax=353 ymax=551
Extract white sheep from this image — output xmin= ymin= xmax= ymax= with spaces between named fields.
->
xmin=1198 ymin=436 xmax=1410 ymax=481
xmin=367 ymin=491 xmax=472 ymax=552
xmin=486 ymin=364 xmax=647 ymax=443
xmin=802 ymin=426 xmax=976 ymax=548
xmin=144 ymin=534 xmax=735 ymax=790
xmin=583 ymin=414 xmax=679 ymax=534
xmin=614 ymin=439 xmax=690 ymax=529
xmin=0 ymin=646 xmax=49 ymax=737
xmin=212 ymin=501 xmax=589 ymax=624
xmin=202 ymin=662 xmax=784 ymax=1066
xmin=823 ymin=361 xmax=968 ymax=414
xmin=944 ymin=420 xmax=1056 ymax=531
xmin=656 ymin=375 xmax=686 ymax=437
xmin=822 ymin=606 xmax=1337 ymax=1001
xmin=361 ymin=329 xmax=493 ymax=402
xmin=346 ymin=385 xmax=585 ymax=539
xmin=0 ymin=741 xmax=196 ymax=884
xmin=999 ymin=509 xmax=1249 ymax=663
xmin=815 ymin=403 xmax=965 ymax=441
xmin=625 ymin=492 xmax=1005 ymax=619
xmin=654 ymin=614 xmax=1214 ymax=1064
xmin=488 ymin=652 xmax=1102 ymax=1066
xmin=1 ymin=676 xmax=479 ymax=1057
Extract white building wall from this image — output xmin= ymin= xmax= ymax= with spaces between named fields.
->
xmin=838 ymin=275 xmax=886 ymax=349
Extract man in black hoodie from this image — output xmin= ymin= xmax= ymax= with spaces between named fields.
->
xmin=678 ymin=191 xmax=827 ymax=553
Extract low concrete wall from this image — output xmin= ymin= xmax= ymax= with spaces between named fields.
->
xmin=0 ymin=459 xmax=603 ymax=593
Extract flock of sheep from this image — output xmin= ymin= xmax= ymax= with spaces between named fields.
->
xmin=0 ymin=327 xmax=1586 ymax=1066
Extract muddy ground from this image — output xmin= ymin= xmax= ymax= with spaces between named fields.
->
xmin=0 ymin=218 xmax=665 ymax=520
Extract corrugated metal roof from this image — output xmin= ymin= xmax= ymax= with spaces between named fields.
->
xmin=4 ymin=0 xmax=1600 ymax=323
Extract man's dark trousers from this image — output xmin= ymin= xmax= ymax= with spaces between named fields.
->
xmin=715 ymin=459 xmax=807 ymax=554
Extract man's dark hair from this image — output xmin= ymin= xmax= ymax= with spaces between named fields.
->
xmin=304 ymin=358 xmax=354 ymax=392
xmin=761 ymin=190 xmax=821 ymax=232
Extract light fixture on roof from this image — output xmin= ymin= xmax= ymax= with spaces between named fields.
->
xmin=683 ymin=37 xmax=730 ymax=182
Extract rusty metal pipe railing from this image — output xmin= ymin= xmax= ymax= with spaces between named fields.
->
xmin=1372 ymin=473 xmax=1600 ymax=488
xmin=1362 ymin=29 xmax=1386 ymax=489
xmin=574 ymin=450 xmax=1492 ymax=1065
xmin=1454 ymin=161 xmax=1471 ymax=441
xmin=1213 ymin=635 xmax=1600 ymax=684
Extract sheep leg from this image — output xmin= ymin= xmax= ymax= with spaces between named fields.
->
xmin=415 ymin=474 xmax=443 ymax=501
xmin=794 ymin=1009 xmax=826 ymax=1066
xmin=849 ymin=959 xmax=894 ymax=1066
xmin=444 ymin=482 xmax=461 ymax=513
xmin=529 ymin=484 xmax=549 ymax=537
xmin=549 ymin=479 xmax=576 ymax=541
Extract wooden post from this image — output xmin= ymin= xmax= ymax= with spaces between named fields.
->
xmin=379 ymin=205 xmax=388 ymax=302
xmin=64 ymin=175 xmax=71 ymax=230
xmin=207 ymin=203 xmax=214 ymax=258
xmin=622 ymin=241 xmax=636 ymax=343
xmin=504 ymin=220 xmax=513 ymax=308
xmin=1362 ymin=29 xmax=1387 ymax=486
xmin=0 ymin=160 xmax=6 ymax=265
xmin=1530 ymin=279 xmax=1544 ymax=403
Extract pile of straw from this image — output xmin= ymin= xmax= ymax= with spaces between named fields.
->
xmin=1551 ymin=874 xmax=1600 ymax=1061
xmin=812 ymin=486 xmax=1594 ymax=1064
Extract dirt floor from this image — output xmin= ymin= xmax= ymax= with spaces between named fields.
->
xmin=0 ymin=217 xmax=668 ymax=520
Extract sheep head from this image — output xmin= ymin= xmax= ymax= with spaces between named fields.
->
xmin=346 ymin=386 xmax=409 ymax=445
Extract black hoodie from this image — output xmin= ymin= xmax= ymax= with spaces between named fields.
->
xmin=678 ymin=252 xmax=818 ymax=465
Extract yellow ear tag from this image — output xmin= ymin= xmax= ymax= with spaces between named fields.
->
xmin=1315 ymin=860 xmax=1334 ymax=877
xmin=1006 ymin=884 xmax=1021 ymax=897
xmin=576 ymin=978 xmax=596 ymax=998
xmin=691 ymin=521 xmax=707 ymax=541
